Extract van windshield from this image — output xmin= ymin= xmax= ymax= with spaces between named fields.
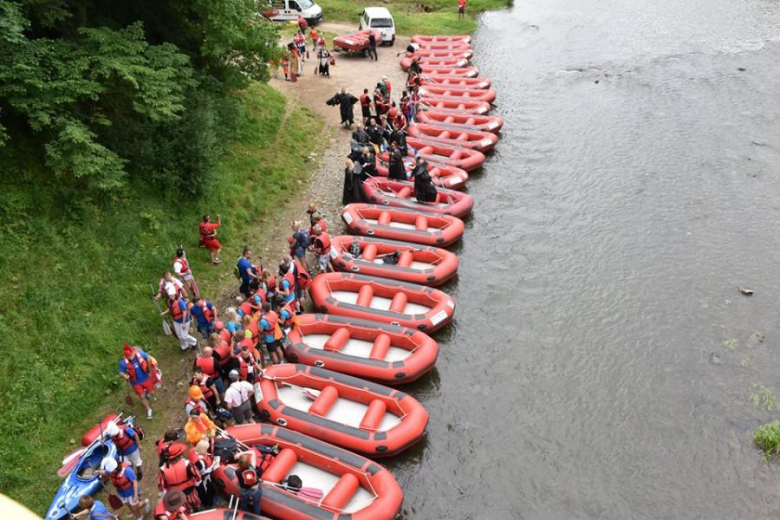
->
xmin=297 ymin=0 xmax=314 ymax=8
xmin=370 ymin=18 xmax=393 ymax=28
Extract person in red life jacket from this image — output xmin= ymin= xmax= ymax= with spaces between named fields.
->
xmin=162 ymin=293 xmax=199 ymax=351
xmin=154 ymin=272 xmax=187 ymax=302
xmin=236 ymin=452 xmax=263 ymax=516
xmin=389 ymin=107 xmax=406 ymax=132
xmin=258 ymin=302 xmax=283 ymax=366
xmin=261 ymin=270 xmax=277 ymax=308
xmin=309 ymin=27 xmax=319 ymax=48
xmin=173 ymin=248 xmax=200 ymax=300
xmin=379 ymin=75 xmax=392 ymax=101
xmin=156 ymin=430 xmax=180 ymax=467
xmin=279 ymin=301 xmax=296 ymax=335
xmin=193 ymin=347 xmax=225 ymax=395
xmin=297 ymin=14 xmax=308 ymax=33
xmin=225 ymin=369 xmax=256 ymax=425
xmin=277 ymin=261 xmax=297 ymax=311
xmin=359 ymin=88 xmax=372 ymax=124
xmin=158 ymin=443 xmax=202 ymax=510
xmin=119 ymin=344 xmax=155 ymax=420
xmin=209 ymin=333 xmax=236 ymax=379
xmin=199 ymin=214 xmax=222 ymax=265
xmin=103 ymin=420 xmax=144 ymax=481
xmin=184 ymin=384 xmax=211 ymax=421
xmin=190 ymin=296 xmax=218 ymax=340
xmin=373 ymin=87 xmax=387 ymax=117
xmin=153 ymin=490 xmax=189 ymax=520
xmin=191 ymin=439 xmax=218 ymax=507
xmin=311 ymin=224 xmax=333 ymax=273
xmin=458 ymin=0 xmax=467 ymax=20
xmin=238 ymin=344 xmax=262 ymax=381
xmin=98 ymin=457 xmax=149 ymax=520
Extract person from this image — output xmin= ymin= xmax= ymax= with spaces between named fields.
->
xmin=277 ymin=261 xmax=297 ymax=311
xmin=190 ymin=296 xmax=217 ymax=340
xmin=311 ymin=225 xmax=332 ymax=273
xmin=237 ymin=247 xmax=260 ymax=299
xmin=163 ymin=292 xmax=199 ymax=351
xmin=359 ymin=89 xmax=372 ymax=124
xmin=367 ymin=31 xmax=378 ymax=61
xmin=408 ymin=57 xmax=422 ymax=77
xmin=309 ymin=27 xmax=319 ymax=47
xmin=191 ymin=440 xmax=217 ymax=507
xmin=223 ymin=306 xmax=242 ymax=336
xmin=282 ymin=50 xmax=290 ymax=81
xmin=288 ymin=222 xmax=311 ymax=271
xmin=297 ymin=14 xmax=308 ymax=33
xmin=173 ymin=248 xmax=199 ymax=300
xmin=373 ymin=87 xmax=387 ymax=118
xmin=185 ymin=409 xmax=216 ymax=446
xmin=72 ymin=495 xmax=116 ymax=520
xmin=225 ymin=369 xmax=256 ymax=425
xmin=156 ymin=430 xmax=180 ymax=466
xmin=352 ymin=123 xmax=370 ymax=147
xmin=390 ymin=123 xmax=408 ymax=157
xmin=193 ymin=347 xmax=224 ymax=394
xmin=343 ymin=156 xmax=367 ymax=204
xmin=119 ymin=344 xmax=155 ymax=420
xmin=412 ymin=157 xmax=438 ymax=202
xmin=389 ymin=106 xmax=406 ymax=133
xmin=199 ymin=214 xmax=222 ymax=265
xmin=326 ymin=88 xmax=358 ymax=127
xmin=458 ymin=0 xmax=467 ymax=20
xmin=316 ymin=45 xmax=331 ymax=77
xmin=359 ymin=146 xmax=377 ymax=177
xmin=388 ymin=141 xmax=407 ymax=180
xmin=379 ymin=75 xmax=392 ymax=101
xmin=261 ymin=270 xmax=277 ymax=307
xmin=158 ymin=443 xmax=201 ymax=510
xmin=236 ymin=452 xmax=263 ymax=515
xmin=237 ymin=343 xmax=262 ymax=381
xmin=366 ymin=117 xmax=384 ymax=149
xmin=184 ymin=384 xmax=212 ymax=419
xmin=278 ymin=301 xmax=296 ymax=334
xmin=153 ymin=490 xmax=189 ymax=520
xmin=103 ymin=420 xmax=144 ymax=480
xmin=294 ymin=31 xmax=306 ymax=62
xmin=154 ymin=272 xmax=186 ymax=302
xmin=258 ymin=302 xmax=283 ymax=365
xmin=288 ymin=43 xmax=300 ymax=83
xmin=98 ymin=457 xmax=148 ymax=520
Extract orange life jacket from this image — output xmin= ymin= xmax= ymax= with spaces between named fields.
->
xmin=238 ymin=353 xmax=258 ymax=381
xmin=185 ymin=396 xmax=207 ymax=416
xmin=195 ymin=356 xmax=217 ymax=379
xmin=280 ymin=304 xmax=295 ymax=329
xmin=214 ymin=341 xmax=232 ymax=366
xmin=315 ymin=232 xmax=331 ymax=254
xmin=360 ymin=93 xmax=371 ymax=108
xmin=110 ymin=463 xmax=134 ymax=493
xmin=161 ymin=459 xmax=197 ymax=492
xmin=293 ymin=258 xmax=311 ymax=289
xmin=169 ymin=298 xmax=187 ymax=322
xmin=261 ymin=311 xmax=279 ymax=338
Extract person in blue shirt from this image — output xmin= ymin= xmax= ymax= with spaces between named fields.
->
xmin=259 ymin=302 xmax=282 ymax=365
xmin=237 ymin=247 xmax=260 ymax=298
xmin=190 ymin=297 xmax=218 ymax=339
xmin=98 ymin=457 xmax=148 ymax=519
xmin=161 ymin=292 xmax=198 ymax=351
xmin=118 ymin=344 xmax=155 ymax=420
xmin=74 ymin=495 xmax=116 ymax=520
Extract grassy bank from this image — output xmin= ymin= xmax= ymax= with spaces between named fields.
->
xmin=319 ymin=0 xmax=511 ymax=35
xmin=0 ymin=83 xmax=324 ymax=510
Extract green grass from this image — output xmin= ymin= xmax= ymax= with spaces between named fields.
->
xmin=754 ymin=421 xmax=780 ymax=458
xmin=0 ymin=82 xmax=324 ymax=512
xmin=319 ymin=0 xmax=511 ymax=36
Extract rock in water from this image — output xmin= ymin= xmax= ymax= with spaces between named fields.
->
xmin=737 ymin=286 xmax=754 ymax=296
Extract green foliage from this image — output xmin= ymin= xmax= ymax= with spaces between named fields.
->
xmin=0 ymin=83 xmax=325 ymax=510
xmin=750 ymin=385 xmax=779 ymax=412
xmin=754 ymin=421 xmax=780 ymax=458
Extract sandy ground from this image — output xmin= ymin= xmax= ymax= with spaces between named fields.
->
xmin=101 ymin=23 xmax=412 ymax=517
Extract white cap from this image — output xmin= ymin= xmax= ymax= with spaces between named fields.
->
xmin=103 ymin=421 xmax=120 ymax=438
xmin=100 ymin=457 xmax=118 ymax=473
xmin=382 ymin=75 xmax=388 ymax=80
xmin=166 ymin=283 xmax=176 ymax=297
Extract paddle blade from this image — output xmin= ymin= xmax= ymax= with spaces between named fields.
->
xmin=162 ymin=319 xmax=172 ymax=336
xmin=57 ymin=454 xmax=82 ymax=478
xmin=108 ymin=494 xmax=123 ymax=510
xmin=298 ymin=487 xmax=324 ymax=500
xmin=125 ymin=394 xmax=135 ymax=406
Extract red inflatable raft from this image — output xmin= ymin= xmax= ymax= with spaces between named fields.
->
xmin=362 ymin=177 xmax=474 ymax=217
xmin=256 ymin=364 xmax=429 ymax=456
xmin=341 ymin=204 xmax=465 ymax=247
xmin=309 ymin=273 xmax=456 ymax=332
xmin=329 ymin=235 xmax=459 ymax=286
xmin=412 ymin=35 xmax=471 ymax=44
xmin=407 ymin=136 xmax=486 ymax=172
xmin=420 ymin=74 xmax=493 ymax=90
xmin=209 ymin=423 xmax=403 ymax=519
xmin=400 ymin=56 xmax=470 ymax=71
xmin=407 ymin=63 xmax=479 ymax=77
xmin=411 ymin=49 xmax=473 ymax=60
xmin=407 ymin=123 xmax=498 ymax=152
xmin=375 ymin=157 xmax=469 ymax=190
xmin=418 ymin=85 xmax=497 ymax=104
xmin=333 ymin=29 xmax=382 ymax=52
xmin=418 ymin=96 xmax=491 ymax=115
xmin=285 ymin=314 xmax=439 ymax=384
xmin=416 ymin=109 xmax=504 ymax=133
xmin=417 ymin=42 xmax=472 ymax=51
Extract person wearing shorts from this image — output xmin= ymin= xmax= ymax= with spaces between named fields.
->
xmin=98 ymin=457 xmax=149 ymax=520
xmin=225 ymin=370 xmax=256 ymax=425
xmin=458 ymin=0 xmax=466 ymax=20
xmin=119 ymin=343 xmax=155 ymax=420
xmin=104 ymin=420 xmax=144 ymax=480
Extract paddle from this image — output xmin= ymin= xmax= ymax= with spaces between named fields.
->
xmin=107 ymin=494 xmax=123 ymax=510
xmin=57 ymin=447 xmax=86 ymax=477
xmin=149 ymin=282 xmax=173 ymax=336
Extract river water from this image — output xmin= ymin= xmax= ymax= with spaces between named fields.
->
xmin=388 ymin=1 xmax=780 ymax=518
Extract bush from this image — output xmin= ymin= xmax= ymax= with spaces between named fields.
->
xmin=754 ymin=421 xmax=780 ymax=457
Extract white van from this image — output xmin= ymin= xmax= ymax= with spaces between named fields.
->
xmin=359 ymin=7 xmax=396 ymax=46
xmin=264 ymin=0 xmax=323 ymax=26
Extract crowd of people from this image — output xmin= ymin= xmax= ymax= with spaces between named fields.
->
xmin=281 ymin=16 xmax=335 ymax=82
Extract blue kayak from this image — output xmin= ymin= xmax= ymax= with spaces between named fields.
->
xmin=45 ymin=439 xmax=117 ymax=520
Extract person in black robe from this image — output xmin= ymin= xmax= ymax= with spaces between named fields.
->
xmin=351 ymin=124 xmax=370 ymax=146
xmin=366 ymin=118 xmax=384 ymax=148
xmin=390 ymin=127 xmax=408 ymax=156
xmin=412 ymin=157 xmax=438 ymax=202
xmin=326 ymin=88 xmax=358 ymax=127
xmin=388 ymin=141 xmax=406 ymax=181
xmin=343 ymin=151 xmax=367 ymax=205
xmin=358 ymin=146 xmax=377 ymax=178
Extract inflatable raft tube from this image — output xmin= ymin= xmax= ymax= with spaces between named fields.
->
xmin=418 ymin=85 xmax=497 ymax=104
xmin=415 ymin=109 xmax=504 ymax=133
xmin=418 ymin=96 xmax=491 ymax=115
xmin=329 ymin=235 xmax=459 ymax=286
xmin=256 ymin=364 xmax=429 ymax=457
xmin=362 ymin=177 xmax=474 ymax=217
xmin=211 ymin=423 xmax=404 ymax=520
xmin=333 ymin=29 xmax=382 ymax=52
xmin=309 ymin=272 xmax=456 ymax=332
xmin=407 ymin=136 xmax=486 ymax=172
xmin=400 ymin=56 xmax=470 ymax=71
xmin=412 ymin=34 xmax=472 ymax=44
xmin=407 ymin=123 xmax=498 ymax=153
xmin=285 ymin=314 xmax=439 ymax=384
xmin=411 ymin=49 xmax=474 ymax=60
xmin=420 ymin=74 xmax=493 ymax=90
xmin=416 ymin=42 xmax=472 ymax=52
xmin=407 ymin=64 xmax=480 ymax=77
xmin=341 ymin=203 xmax=465 ymax=247
xmin=375 ymin=157 xmax=469 ymax=190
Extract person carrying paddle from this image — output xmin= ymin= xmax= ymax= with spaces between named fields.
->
xmin=199 ymin=214 xmax=222 ymax=265
xmin=103 ymin=420 xmax=144 ymax=480
xmin=236 ymin=452 xmax=263 ymax=516
xmin=71 ymin=495 xmax=116 ymax=520
xmin=98 ymin=457 xmax=149 ymax=520
xmin=119 ymin=344 xmax=156 ymax=420
xmin=162 ymin=291 xmax=199 ymax=351
xmin=172 ymin=248 xmax=199 ymax=300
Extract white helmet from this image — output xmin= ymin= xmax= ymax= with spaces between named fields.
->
xmin=100 ymin=457 xmax=118 ymax=473
xmin=103 ymin=421 xmax=120 ymax=438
